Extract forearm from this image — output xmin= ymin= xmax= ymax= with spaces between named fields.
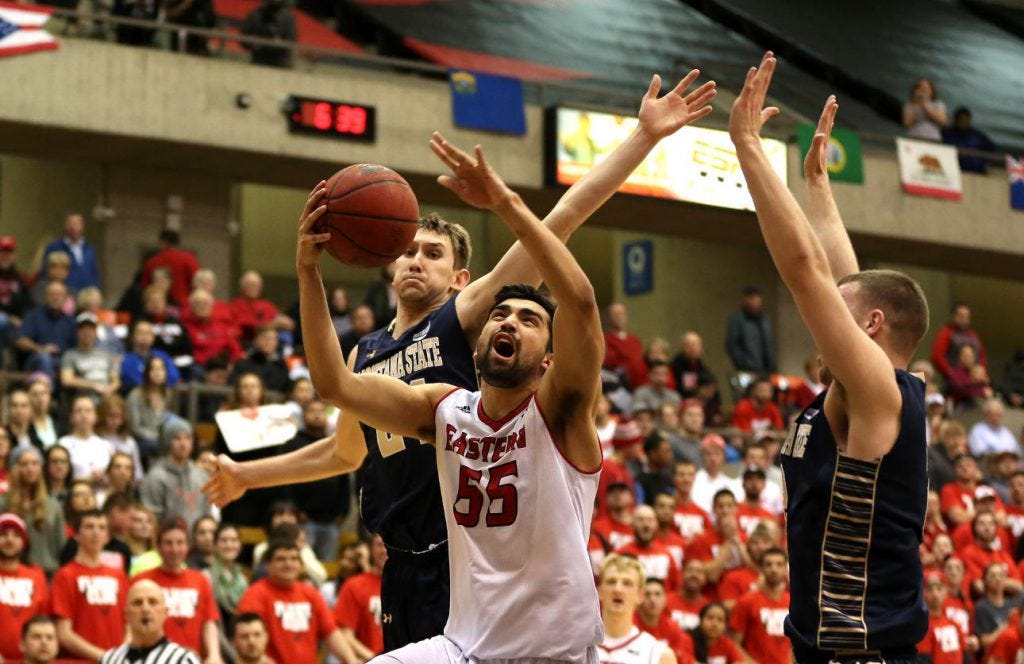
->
xmin=58 ymin=622 xmax=104 ymax=661
xmin=734 ymin=140 xmax=832 ymax=293
xmin=805 ymin=179 xmax=858 ymax=280
xmin=236 ymin=437 xmax=351 ymax=489
xmin=15 ymin=336 xmax=40 ymax=352
xmin=297 ymin=265 xmax=352 ymax=404
xmin=202 ymin=621 xmax=221 ymax=659
xmin=326 ymin=629 xmax=360 ymax=664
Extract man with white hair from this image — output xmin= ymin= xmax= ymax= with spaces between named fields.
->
xmin=100 ymin=579 xmax=199 ymax=664
xmin=969 ymin=399 xmax=1020 ymax=458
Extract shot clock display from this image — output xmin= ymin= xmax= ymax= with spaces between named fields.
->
xmin=285 ymin=95 xmax=376 ymax=142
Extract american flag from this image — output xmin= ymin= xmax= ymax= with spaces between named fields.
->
xmin=1009 ymin=155 xmax=1024 ymax=212
xmin=0 ymin=1 xmax=58 ymax=58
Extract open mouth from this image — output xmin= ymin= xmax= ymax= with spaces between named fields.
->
xmin=492 ymin=333 xmax=516 ymax=359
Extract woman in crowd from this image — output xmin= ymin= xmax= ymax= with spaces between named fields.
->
xmin=4 ymin=385 xmax=35 ymax=449
xmin=946 ymin=345 xmax=993 ymax=409
xmin=689 ymin=602 xmax=743 ymax=664
xmin=205 ymin=522 xmax=248 ymax=618
xmin=126 ymin=503 xmax=161 ymax=576
xmin=0 ymin=446 xmax=66 ymax=575
xmin=97 ymin=395 xmax=143 ymax=481
xmin=188 ymin=515 xmax=218 ymax=570
xmin=903 ymin=77 xmax=948 ymax=140
xmin=43 ymin=444 xmax=72 ymax=504
xmin=27 ymin=373 xmax=61 ymax=449
xmin=57 ymin=395 xmax=114 ymax=493
xmin=106 ymin=452 xmax=137 ymax=499
xmin=126 ymin=354 xmax=172 ymax=460
xmin=63 ymin=479 xmax=97 ymax=540
xmin=284 ymin=376 xmax=315 ymax=427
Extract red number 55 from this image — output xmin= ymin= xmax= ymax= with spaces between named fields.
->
xmin=453 ymin=461 xmax=519 ymax=527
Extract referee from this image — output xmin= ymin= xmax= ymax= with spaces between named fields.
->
xmin=100 ymin=579 xmax=201 ymax=664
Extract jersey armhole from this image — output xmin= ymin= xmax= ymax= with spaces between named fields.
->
xmin=533 ymin=394 xmax=601 ymax=475
xmin=432 ymin=387 xmax=464 ymax=420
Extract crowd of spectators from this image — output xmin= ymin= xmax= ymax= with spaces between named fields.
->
xmin=903 ymin=77 xmax=1001 ymax=174
xmin=3 ymin=214 xmax=1024 ymax=662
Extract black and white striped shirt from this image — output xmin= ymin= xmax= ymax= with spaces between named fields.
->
xmin=99 ymin=638 xmax=200 ymax=664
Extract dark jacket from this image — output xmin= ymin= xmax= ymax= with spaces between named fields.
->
xmin=283 ymin=429 xmax=350 ymax=523
xmin=725 ymin=310 xmax=776 ymax=373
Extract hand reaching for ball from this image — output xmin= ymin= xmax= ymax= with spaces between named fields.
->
xmin=296 ymin=180 xmax=331 ymax=270
xmin=430 ymin=132 xmax=516 ymax=211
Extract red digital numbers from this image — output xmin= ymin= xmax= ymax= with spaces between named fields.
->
xmin=290 ymin=96 xmax=374 ymax=141
xmin=335 ymin=105 xmax=367 ymax=136
xmin=453 ymin=461 xmax=519 ymax=528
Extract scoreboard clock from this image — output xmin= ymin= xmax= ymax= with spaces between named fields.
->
xmin=285 ymin=95 xmax=376 ymax=142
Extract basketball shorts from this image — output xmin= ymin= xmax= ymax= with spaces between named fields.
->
xmin=380 ymin=541 xmax=450 ymax=651
xmin=370 ymin=634 xmax=600 ymax=664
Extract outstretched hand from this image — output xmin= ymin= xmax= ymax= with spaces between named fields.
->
xmin=728 ymin=52 xmax=780 ymax=146
xmin=430 ymin=132 xmax=515 ymax=210
xmin=804 ymin=95 xmax=839 ymax=184
xmin=201 ymin=454 xmax=247 ymax=508
xmin=638 ymin=70 xmax=717 ymax=139
xmin=296 ymin=180 xmax=331 ymax=269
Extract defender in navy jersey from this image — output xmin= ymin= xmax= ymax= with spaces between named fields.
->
xmin=730 ymin=55 xmax=931 ymax=663
xmin=203 ymin=69 xmax=716 ymax=651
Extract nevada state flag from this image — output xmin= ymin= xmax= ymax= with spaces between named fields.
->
xmin=0 ymin=1 xmax=58 ymax=57
xmin=1009 ymin=155 xmax=1024 ymax=212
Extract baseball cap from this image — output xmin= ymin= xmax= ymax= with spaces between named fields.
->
xmin=0 ymin=513 xmax=29 ymax=549
xmin=612 ymin=420 xmax=643 ymax=449
xmin=701 ymin=433 xmax=726 ymax=450
xmin=75 ymin=311 xmax=98 ymax=327
xmin=974 ymin=485 xmax=997 ymax=501
xmin=925 ymin=393 xmax=946 ymax=407
xmin=0 ymin=236 xmax=14 ymax=251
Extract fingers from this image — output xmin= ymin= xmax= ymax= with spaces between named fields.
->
xmin=683 ymin=80 xmax=716 ymax=106
xmin=690 ymin=105 xmax=715 ymax=122
xmin=429 ymin=137 xmax=459 ymax=171
xmin=687 ymin=87 xmax=718 ymax=112
xmin=670 ymin=68 xmax=700 ymax=97
xmin=761 ymin=107 xmax=781 ymax=123
xmin=473 ymin=145 xmax=490 ymax=170
xmin=816 ymin=95 xmax=837 ymax=134
xmin=436 ymin=174 xmax=459 ymax=193
xmin=431 ymin=131 xmax=474 ymax=169
xmin=299 ymin=202 xmax=328 ymax=234
xmin=300 ymin=186 xmax=326 ymax=224
xmin=645 ymin=74 xmax=662 ymax=99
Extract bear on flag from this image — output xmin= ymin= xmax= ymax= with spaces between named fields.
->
xmin=0 ymin=1 xmax=58 ymax=58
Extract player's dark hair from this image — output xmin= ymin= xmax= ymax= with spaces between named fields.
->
xmin=21 ymin=614 xmax=55 ymax=639
xmin=231 ymin=612 xmax=266 ymax=637
xmin=264 ymin=536 xmax=300 ymax=563
xmin=102 ymin=491 xmax=134 ymax=514
xmin=643 ymin=433 xmax=667 ymax=456
xmin=712 ymin=488 xmax=736 ymax=508
xmin=674 ymin=459 xmax=697 ymax=472
xmin=690 ymin=602 xmax=728 ymax=662
xmin=643 ymin=577 xmax=666 ymax=588
xmin=214 ymin=521 xmax=238 ymax=542
xmin=760 ymin=546 xmax=788 ymax=565
xmin=418 ymin=212 xmax=473 ymax=270
xmin=492 ymin=284 xmax=557 ymax=350
xmin=156 ymin=516 xmax=189 ymax=544
xmin=606 ymin=482 xmax=632 ymax=496
xmin=837 ymin=269 xmax=930 ymax=356
xmin=77 ymin=508 xmax=106 ymax=525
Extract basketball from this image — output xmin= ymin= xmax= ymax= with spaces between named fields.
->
xmin=317 ymin=163 xmax=420 ymax=268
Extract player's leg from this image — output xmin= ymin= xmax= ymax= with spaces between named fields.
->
xmin=368 ymin=635 xmax=460 ymax=664
xmin=380 ymin=546 xmax=450 ymax=650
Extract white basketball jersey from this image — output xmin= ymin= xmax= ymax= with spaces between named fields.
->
xmin=597 ymin=628 xmax=666 ymax=664
xmin=435 ymin=389 xmax=603 ymax=662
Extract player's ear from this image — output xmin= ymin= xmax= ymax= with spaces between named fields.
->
xmin=540 ymin=354 xmax=553 ymax=373
xmin=864 ymin=308 xmax=885 ymax=337
xmin=451 ymin=268 xmax=471 ymax=291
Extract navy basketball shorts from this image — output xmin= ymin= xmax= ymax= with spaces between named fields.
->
xmin=380 ymin=542 xmax=450 ymax=652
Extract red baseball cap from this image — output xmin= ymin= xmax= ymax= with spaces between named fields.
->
xmin=0 ymin=513 xmax=29 ymax=549
xmin=0 ymin=236 xmax=14 ymax=251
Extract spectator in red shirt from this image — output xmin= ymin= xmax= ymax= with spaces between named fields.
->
xmin=718 ymin=524 xmax=776 ymax=611
xmin=951 ymin=485 xmax=1011 ymax=552
xmin=236 ymin=538 xmax=355 ymax=663
xmin=0 ymin=513 xmax=49 ymax=661
xmin=730 ymin=376 xmax=783 ymax=433
xmin=593 ymin=483 xmax=636 ymax=554
xmin=1005 ymin=472 xmax=1024 ymax=551
xmin=597 ymin=420 xmax=641 ymax=516
xmin=671 ymin=461 xmax=711 ymax=543
xmin=616 ymin=505 xmax=681 ymax=592
xmin=792 ymin=355 xmax=825 ymax=411
xmin=985 ymin=610 xmax=1024 ymax=664
xmin=231 ymin=613 xmax=273 ymax=664
xmin=941 ymin=453 xmax=988 ymax=527
xmin=670 ymin=331 xmax=717 ymax=402
xmin=948 ymin=345 xmax=994 ymax=408
xmin=961 ymin=512 xmax=1022 ymax=596
xmin=334 ymin=534 xmax=386 ymax=660
xmin=230 ymin=270 xmax=294 ymax=347
xmin=684 ymin=489 xmax=747 ymax=584
xmin=190 ymin=269 xmax=234 ymax=327
xmin=142 ymin=230 xmax=200 ymax=309
xmin=184 ymin=289 xmax=243 ymax=366
xmin=735 ymin=466 xmax=777 ymax=536
xmin=917 ymin=570 xmax=966 ymax=664
xmin=636 ymin=578 xmax=694 ymax=663
xmin=653 ymin=492 xmax=687 ymax=570
xmin=51 ymin=509 xmax=128 ymax=660
xmin=942 ymin=556 xmax=974 ymax=641
xmin=18 ymin=615 xmax=60 ymax=664
xmin=597 ymin=554 xmax=680 ymax=664
xmin=136 ymin=517 xmax=222 ymax=660
xmin=931 ymin=303 xmax=988 ymax=381
xmin=667 ymin=560 xmax=711 ymax=633
xmin=689 ymin=602 xmax=743 ymax=664
xmin=729 ymin=546 xmax=791 ymax=664
xmin=603 ymin=302 xmax=647 ymax=390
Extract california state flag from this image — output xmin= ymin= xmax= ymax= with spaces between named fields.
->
xmin=0 ymin=1 xmax=58 ymax=57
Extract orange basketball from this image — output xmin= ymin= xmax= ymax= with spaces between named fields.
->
xmin=318 ymin=164 xmax=420 ymax=268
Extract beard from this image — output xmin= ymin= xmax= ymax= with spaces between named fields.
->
xmin=476 ymin=331 xmax=540 ymax=389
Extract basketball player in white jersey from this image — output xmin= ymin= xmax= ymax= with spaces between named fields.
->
xmin=296 ymin=145 xmax=606 ymax=663
xmin=597 ymin=555 xmax=676 ymax=664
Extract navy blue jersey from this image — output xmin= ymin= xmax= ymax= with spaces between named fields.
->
xmin=781 ymin=369 xmax=928 ymax=657
xmin=354 ymin=294 xmax=477 ymax=552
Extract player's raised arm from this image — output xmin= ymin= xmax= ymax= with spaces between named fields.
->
xmin=295 ymin=182 xmax=449 ymax=441
xmin=802 ymin=95 xmax=859 ymax=281
xmin=728 ymin=54 xmax=901 ymax=460
xmin=436 ymin=70 xmax=716 ymax=340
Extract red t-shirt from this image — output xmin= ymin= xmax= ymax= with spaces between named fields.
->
xmin=0 ymin=564 xmax=49 ymax=659
xmin=704 ymin=635 xmax=744 ymax=664
xmin=917 ymin=614 xmax=963 ymax=664
xmin=943 ymin=595 xmax=973 ymax=636
xmin=635 ymin=613 xmax=695 ymax=663
xmin=592 ymin=515 xmax=635 ymax=552
xmin=236 ymin=579 xmax=335 ymax=664
xmin=729 ymin=587 xmax=791 ymax=664
xmin=655 ymin=529 xmax=688 ymax=570
xmin=1006 ymin=503 xmax=1024 ymax=547
xmin=951 ymin=521 xmax=1013 ymax=552
xmin=183 ymin=315 xmax=243 ymax=365
xmin=730 ymin=399 xmax=783 ymax=433
xmin=939 ymin=482 xmax=1005 ymax=524
xmin=596 ymin=458 xmax=635 ymax=518
xmin=603 ymin=330 xmax=647 ymax=390
xmin=230 ymin=297 xmax=280 ymax=344
xmin=333 ymin=572 xmax=383 ymax=656
xmin=143 ymin=248 xmax=199 ymax=307
xmin=717 ymin=567 xmax=759 ymax=606
xmin=960 ymin=543 xmax=1021 ymax=588
xmin=674 ymin=502 xmax=712 ymax=542
xmin=616 ymin=541 xmax=681 ymax=591
xmin=50 ymin=560 xmax=127 ymax=651
xmin=984 ymin=624 xmax=1022 ymax=664
xmin=136 ymin=567 xmax=219 ymax=653
xmin=666 ymin=593 xmax=709 ymax=632
xmin=684 ymin=530 xmax=747 ymax=576
xmin=736 ymin=503 xmax=778 ymax=536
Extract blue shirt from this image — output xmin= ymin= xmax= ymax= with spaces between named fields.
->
xmin=120 ymin=349 xmax=181 ymax=390
xmin=354 ymin=294 xmax=477 ymax=552
xmin=17 ymin=306 xmax=75 ymax=352
xmin=43 ymin=237 xmax=100 ymax=291
xmin=781 ymin=370 xmax=928 ymax=658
